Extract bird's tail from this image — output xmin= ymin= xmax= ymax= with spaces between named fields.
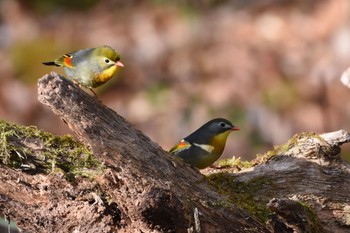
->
xmin=42 ymin=61 xmax=60 ymax=66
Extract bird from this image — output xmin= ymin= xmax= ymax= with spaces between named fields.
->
xmin=169 ymin=118 xmax=239 ymax=169
xmin=42 ymin=45 xmax=124 ymax=96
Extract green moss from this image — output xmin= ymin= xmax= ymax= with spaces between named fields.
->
xmin=253 ymin=132 xmax=320 ymax=164
xmin=296 ymin=201 xmax=320 ymax=233
xmin=213 ymin=132 xmax=317 ymax=169
xmin=0 ymin=119 xmax=103 ymax=181
xmin=216 ymin=157 xmax=253 ymax=169
xmin=206 ymin=132 xmax=327 ymax=225
xmin=207 ymin=173 xmax=272 ymax=222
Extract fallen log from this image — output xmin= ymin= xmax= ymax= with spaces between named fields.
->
xmin=0 ymin=72 xmax=349 ymax=233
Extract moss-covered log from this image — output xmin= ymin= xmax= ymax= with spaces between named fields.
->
xmin=0 ymin=72 xmax=350 ymax=232
xmin=208 ymin=130 xmax=350 ymax=233
xmin=0 ymin=73 xmax=269 ymax=232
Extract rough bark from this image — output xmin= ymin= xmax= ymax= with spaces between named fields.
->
xmin=206 ymin=130 xmax=350 ymax=233
xmin=10 ymin=72 xmax=268 ymax=232
xmin=220 ymin=130 xmax=350 ymax=233
xmin=0 ymin=72 xmax=349 ymax=232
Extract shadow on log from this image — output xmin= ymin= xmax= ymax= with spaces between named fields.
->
xmin=0 ymin=72 xmax=349 ymax=232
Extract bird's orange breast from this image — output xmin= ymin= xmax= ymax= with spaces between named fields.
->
xmin=94 ymin=65 xmax=118 ymax=84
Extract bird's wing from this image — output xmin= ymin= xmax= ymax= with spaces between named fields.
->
xmin=169 ymin=139 xmax=191 ymax=154
xmin=53 ymin=53 xmax=75 ymax=68
xmin=42 ymin=52 xmax=74 ymax=67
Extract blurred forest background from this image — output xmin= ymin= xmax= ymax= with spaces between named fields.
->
xmin=1 ymin=0 xmax=350 ymax=161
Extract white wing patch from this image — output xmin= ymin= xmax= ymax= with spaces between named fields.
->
xmin=193 ymin=143 xmax=215 ymax=153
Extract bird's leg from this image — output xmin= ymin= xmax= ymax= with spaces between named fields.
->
xmin=88 ymin=88 xmax=98 ymax=98
xmin=72 ymin=80 xmax=98 ymax=98
xmin=72 ymin=80 xmax=82 ymax=88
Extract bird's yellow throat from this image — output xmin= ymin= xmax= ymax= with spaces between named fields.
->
xmin=96 ymin=65 xmax=118 ymax=84
xmin=210 ymin=130 xmax=232 ymax=154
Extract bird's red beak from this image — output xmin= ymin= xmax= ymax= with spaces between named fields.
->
xmin=116 ymin=61 xmax=124 ymax=67
xmin=231 ymin=126 xmax=240 ymax=131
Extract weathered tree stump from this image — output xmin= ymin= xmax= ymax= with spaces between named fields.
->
xmin=0 ymin=72 xmax=349 ymax=233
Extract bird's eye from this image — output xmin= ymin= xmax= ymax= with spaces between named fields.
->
xmin=104 ymin=58 xmax=110 ymax=63
xmin=219 ymin=122 xmax=226 ymax=128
